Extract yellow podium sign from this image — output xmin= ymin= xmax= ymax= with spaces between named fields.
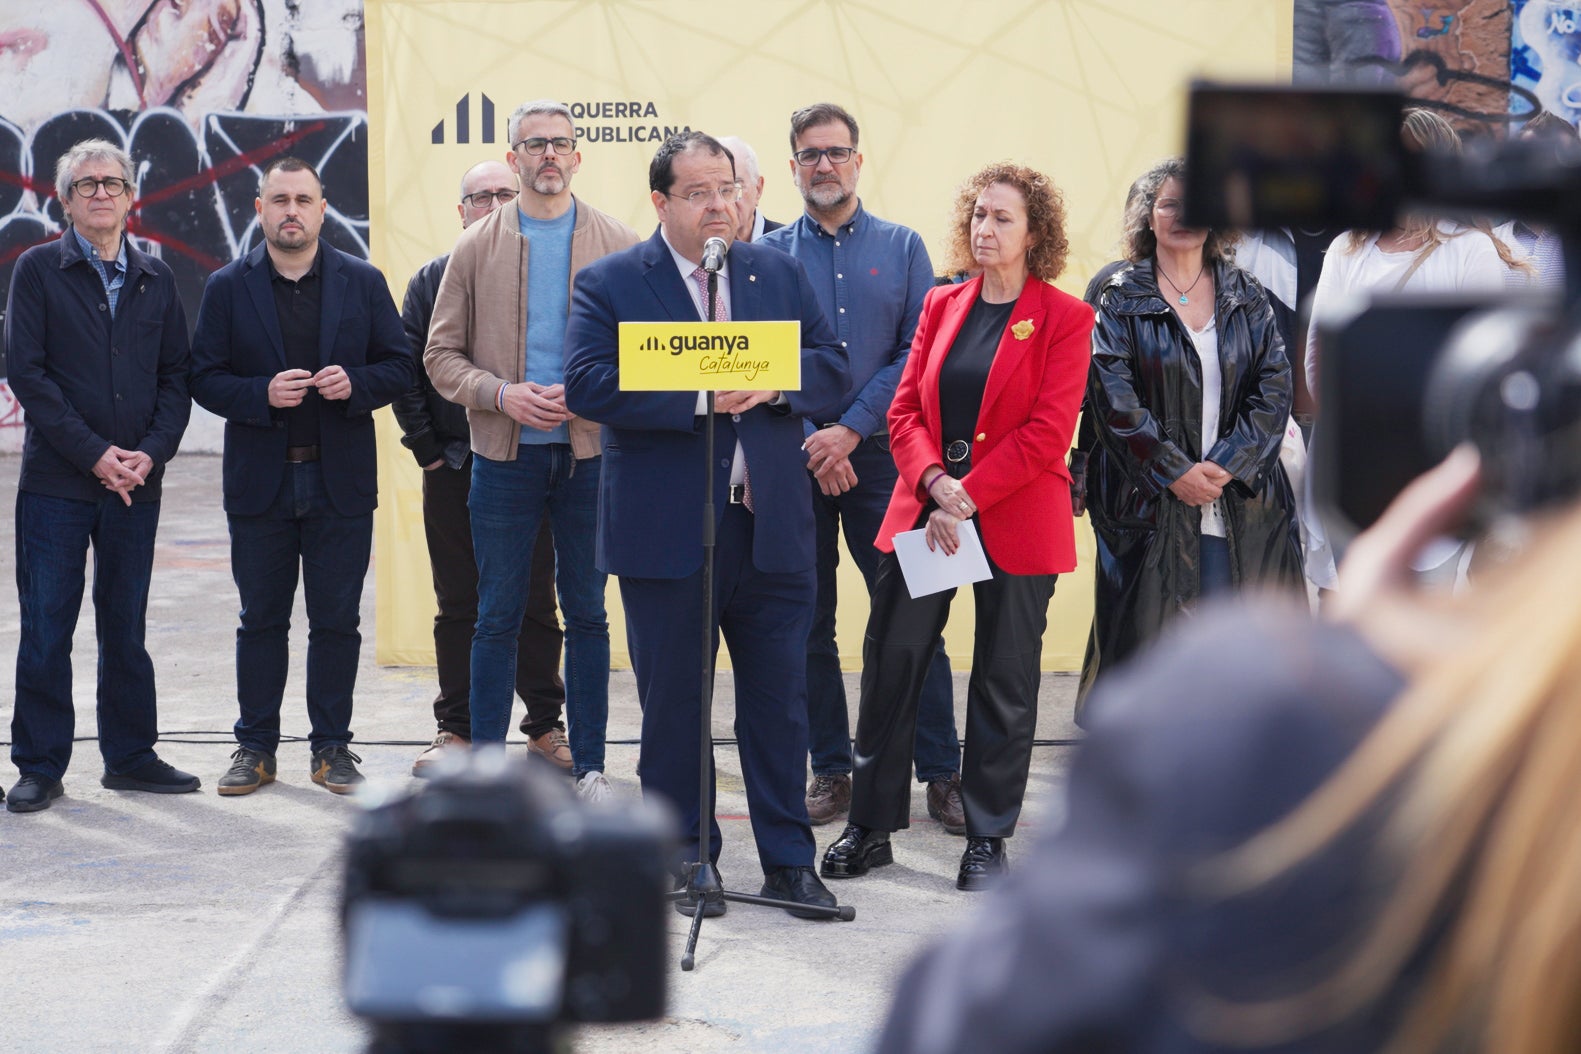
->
xmin=618 ymin=321 xmax=801 ymax=391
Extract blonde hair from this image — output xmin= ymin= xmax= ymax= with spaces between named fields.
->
xmin=1201 ymin=502 xmax=1581 ymax=1052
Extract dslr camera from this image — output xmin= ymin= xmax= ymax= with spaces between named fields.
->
xmin=1184 ymin=82 xmax=1581 ymax=536
xmin=341 ymin=750 xmax=674 ymax=1054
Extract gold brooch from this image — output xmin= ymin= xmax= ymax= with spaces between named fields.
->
xmin=1011 ymin=318 xmax=1035 ymax=341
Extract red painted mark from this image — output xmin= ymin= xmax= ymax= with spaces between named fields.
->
xmin=82 ymin=0 xmax=147 ymax=107
xmin=870 ymin=267 xmax=879 ymax=275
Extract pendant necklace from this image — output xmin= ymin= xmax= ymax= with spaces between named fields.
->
xmin=1157 ymin=262 xmax=1206 ymax=306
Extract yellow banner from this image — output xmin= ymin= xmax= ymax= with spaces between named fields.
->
xmin=618 ymin=321 xmax=801 ymax=391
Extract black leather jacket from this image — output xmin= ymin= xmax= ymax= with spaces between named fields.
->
xmin=392 ymin=253 xmax=471 ymax=469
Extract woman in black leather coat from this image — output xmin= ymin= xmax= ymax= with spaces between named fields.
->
xmin=1079 ymin=157 xmax=1303 ymax=706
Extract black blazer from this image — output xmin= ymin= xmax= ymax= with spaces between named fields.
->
xmin=189 ymin=242 xmax=412 ymax=516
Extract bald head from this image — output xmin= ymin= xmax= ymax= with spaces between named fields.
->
xmin=458 ymin=159 xmax=518 ymax=228
xmin=717 ymin=135 xmax=765 ymax=241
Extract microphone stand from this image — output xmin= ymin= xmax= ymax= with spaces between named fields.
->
xmin=668 ymin=261 xmax=854 ymax=973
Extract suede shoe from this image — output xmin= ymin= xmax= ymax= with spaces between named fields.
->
xmin=804 ymin=772 xmax=851 ymax=825
xmin=762 ymin=865 xmax=839 ymax=919
xmin=673 ymin=865 xmax=726 ymax=918
xmin=217 ymin=748 xmax=277 ymax=796
xmin=957 ymin=836 xmax=1009 ymax=891
xmin=101 ymin=757 xmax=201 ymax=794
xmin=6 ymin=773 xmax=64 ymax=813
xmin=926 ymin=772 xmax=967 ymax=835
xmin=820 ymin=822 xmax=893 ymax=878
xmin=528 ymin=728 xmax=573 ymax=771
xmin=311 ymin=746 xmax=365 ymax=795
xmin=412 ymin=731 xmax=469 ymax=777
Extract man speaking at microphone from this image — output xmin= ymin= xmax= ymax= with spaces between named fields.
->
xmin=564 ymin=132 xmax=849 ymax=917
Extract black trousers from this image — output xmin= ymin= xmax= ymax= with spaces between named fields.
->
xmin=422 ymin=460 xmax=564 ymax=738
xmin=850 ymin=548 xmax=1055 ymax=838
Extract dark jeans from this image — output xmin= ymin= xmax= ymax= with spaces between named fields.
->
xmin=470 ymin=446 xmax=607 ymax=777
xmin=422 ymin=459 xmax=564 ymax=739
xmin=807 ymin=434 xmax=961 ymax=781
xmin=228 ymin=461 xmax=371 ymax=754
xmin=1201 ymin=535 xmax=1232 ymax=596
xmin=851 ymin=551 xmax=1055 ymax=839
xmin=12 ymin=491 xmax=162 ymax=780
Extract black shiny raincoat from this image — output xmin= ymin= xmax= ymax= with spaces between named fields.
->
xmin=1078 ymin=259 xmax=1303 ymax=703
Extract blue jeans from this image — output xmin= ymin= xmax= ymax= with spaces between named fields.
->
xmin=470 ymin=446 xmax=608 ymax=776
xmin=806 ymin=434 xmax=961 ymax=782
xmin=1201 ymin=535 xmax=1232 ymax=596
xmin=12 ymin=491 xmax=162 ymax=780
xmin=228 ymin=462 xmax=371 ymax=754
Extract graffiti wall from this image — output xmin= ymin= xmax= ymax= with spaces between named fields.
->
xmin=0 ymin=0 xmax=369 ymax=452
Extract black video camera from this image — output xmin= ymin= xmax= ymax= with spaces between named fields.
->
xmin=1184 ymin=81 xmax=1581 ymax=536
xmin=341 ymin=750 xmax=674 ymax=1054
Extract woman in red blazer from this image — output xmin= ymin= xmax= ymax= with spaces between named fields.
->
xmin=820 ymin=163 xmax=1092 ymax=892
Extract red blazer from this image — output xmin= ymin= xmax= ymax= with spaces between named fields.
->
xmin=878 ymin=275 xmax=1092 ymax=575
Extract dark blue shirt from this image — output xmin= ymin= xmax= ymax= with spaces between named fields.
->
xmin=3 ymin=231 xmax=191 ymax=502
xmin=760 ymin=201 xmax=933 ymax=438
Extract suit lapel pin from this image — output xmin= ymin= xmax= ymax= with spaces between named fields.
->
xmin=1011 ymin=318 xmax=1035 ymax=340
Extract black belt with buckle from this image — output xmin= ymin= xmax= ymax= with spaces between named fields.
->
xmin=728 ymin=483 xmax=748 ymax=505
xmin=286 ymin=445 xmax=320 ymax=463
xmin=944 ymin=439 xmax=971 ymax=464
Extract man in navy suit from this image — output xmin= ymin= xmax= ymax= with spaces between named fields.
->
xmin=564 ymin=132 xmax=849 ymax=917
xmin=190 ymin=157 xmax=412 ymax=798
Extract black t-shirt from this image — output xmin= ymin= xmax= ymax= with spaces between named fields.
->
xmin=938 ymin=294 xmax=1015 ymax=470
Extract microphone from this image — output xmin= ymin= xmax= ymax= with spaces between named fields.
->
xmin=702 ymin=237 xmax=729 ymax=274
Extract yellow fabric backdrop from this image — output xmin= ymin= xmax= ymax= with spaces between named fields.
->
xmin=367 ymin=0 xmax=1293 ymax=668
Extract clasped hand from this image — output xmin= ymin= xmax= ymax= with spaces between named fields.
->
xmin=502 ymin=381 xmax=572 ymax=431
xmin=1169 ymin=461 xmax=1231 ymax=506
xmin=93 ymin=446 xmax=152 ymax=506
xmin=268 ymin=366 xmax=352 ymax=408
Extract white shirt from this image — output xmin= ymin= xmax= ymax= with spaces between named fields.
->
xmin=1188 ymin=316 xmax=1226 ymax=538
xmin=661 ymin=228 xmax=747 ymax=484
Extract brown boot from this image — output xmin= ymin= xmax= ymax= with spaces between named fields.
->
xmin=412 ymin=731 xmax=469 ymax=777
xmin=804 ymin=773 xmax=852 ymax=825
xmin=926 ymin=773 xmax=966 ymax=835
xmin=528 ymin=728 xmax=573 ymax=771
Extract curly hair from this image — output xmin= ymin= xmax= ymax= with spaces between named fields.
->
xmin=1121 ymin=156 xmax=1237 ymax=264
xmin=943 ymin=162 xmax=1069 ymax=282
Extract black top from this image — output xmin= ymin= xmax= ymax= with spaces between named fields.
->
xmin=938 ymin=294 xmax=1014 ymax=469
xmin=269 ymin=249 xmax=323 ymax=447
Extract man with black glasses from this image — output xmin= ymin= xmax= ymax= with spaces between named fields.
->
xmin=4 ymin=138 xmax=197 ymax=812
xmin=394 ymin=159 xmax=569 ymax=777
xmin=425 ymin=99 xmax=638 ymax=801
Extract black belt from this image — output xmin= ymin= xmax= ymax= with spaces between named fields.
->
xmin=286 ymin=445 xmax=320 ymax=463
xmin=728 ymin=483 xmax=748 ymax=505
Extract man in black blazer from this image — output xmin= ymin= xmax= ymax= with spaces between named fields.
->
xmin=190 ymin=156 xmax=412 ymax=797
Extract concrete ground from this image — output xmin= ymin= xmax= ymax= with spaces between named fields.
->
xmin=0 ymin=453 xmax=1080 ymax=1054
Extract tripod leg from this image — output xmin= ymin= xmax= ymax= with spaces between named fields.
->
xmin=681 ymin=899 xmax=706 ymax=971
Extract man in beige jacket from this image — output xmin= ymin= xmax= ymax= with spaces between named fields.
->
xmin=424 ymin=98 xmax=639 ymax=801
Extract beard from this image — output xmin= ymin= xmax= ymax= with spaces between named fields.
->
xmin=530 ymin=164 xmax=567 ymax=196
xmin=268 ymin=223 xmax=311 ymax=250
xmin=800 ymin=176 xmax=851 ymax=211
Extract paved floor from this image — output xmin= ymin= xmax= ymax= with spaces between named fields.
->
xmin=0 ymin=453 xmax=1080 ymax=1054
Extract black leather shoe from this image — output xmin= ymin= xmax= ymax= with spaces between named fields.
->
xmin=673 ymin=865 xmax=726 ymax=918
xmin=820 ymin=823 xmax=893 ymax=878
xmin=101 ymin=757 xmax=201 ymax=794
xmin=956 ymin=836 xmax=1008 ymax=891
xmin=7 ymin=773 xmax=64 ymax=813
xmin=762 ymin=865 xmax=838 ymax=919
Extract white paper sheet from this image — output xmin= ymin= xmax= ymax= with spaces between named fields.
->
xmin=892 ymin=520 xmax=993 ymax=599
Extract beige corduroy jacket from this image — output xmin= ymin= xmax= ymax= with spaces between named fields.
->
xmin=424 ymin=196 xmax=640 ymax=461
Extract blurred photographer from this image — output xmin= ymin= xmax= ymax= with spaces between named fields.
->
xmin=880 ymin=445 xmax=1581 ymax=1053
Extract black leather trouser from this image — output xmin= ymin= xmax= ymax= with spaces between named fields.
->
xmin=849 ymin=546 xmax=1055 ymax=838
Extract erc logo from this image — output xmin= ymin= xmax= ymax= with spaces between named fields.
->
xmin=432 ymin=93 xmax=498 ymax=145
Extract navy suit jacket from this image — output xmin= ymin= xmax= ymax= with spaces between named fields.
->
xmin=189 ymin=242 xmax=412 ymax=517
xmin=564 ymin=231 xmax=848 ymax=579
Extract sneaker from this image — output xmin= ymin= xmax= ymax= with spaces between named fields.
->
xmin=528 ymin=728 xmax=573 ymax=771
xmin=217 ymin=748 xmax=277 ymax=796
xmin=925 ymin=773 xmax=967 ymax=835
xmin=412 ymin=731 xmax=469 ymax=777
xmin=101 ymin=757 xmax=201 ymax=794
xmin=804 ymin=773 xmax=851 ymax=826
xmin=576 ymin=771 xmax=612 ymax=803
xmin=310 ymin=746 xmax=365 ymax=795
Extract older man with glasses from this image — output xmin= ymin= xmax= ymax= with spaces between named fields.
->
xmin=425 ymin=100 xmax=639 ymax=801
xmin=4 ymin=138 xmax=197 ymax=812
xmin=395 ymin=159 xmax=570 ymax=778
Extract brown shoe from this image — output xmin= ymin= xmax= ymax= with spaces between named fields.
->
xmin=412 ymin=731 xmax=469 ymax=777
xmin=805 ymin=773 xmax=851 ymax=826
xmin=528 ymin=728 xmax=573 ymax=771
xmin=926 ymin=773 xmax=966 ymax=835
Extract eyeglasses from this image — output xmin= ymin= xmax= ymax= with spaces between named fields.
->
xmin=666 ymin=182 xmax=743 ymax=208
xmin=461 ymin=188 xmax=519 ymax=208
xmin=513 ymin=136 xmax=576 ymax=156
xmin=1154 ymin=198 xmax=1183 ymax=217
xmin=792 ymin=146 xmax=855 ymax=167
xmin=70 ymin=176 xmax=130 ymax=198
